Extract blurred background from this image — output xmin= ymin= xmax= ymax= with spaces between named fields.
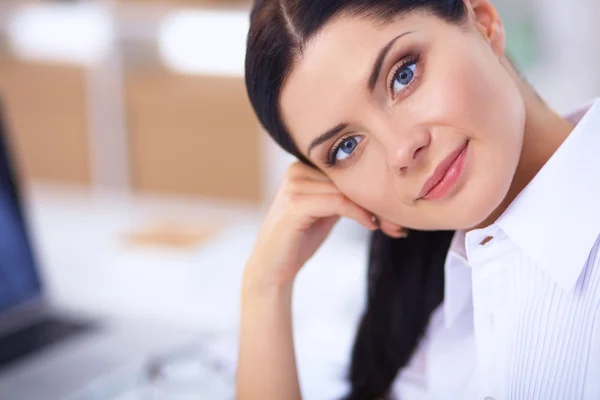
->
xmin=0 ymin=0 xmax=598 ymax=398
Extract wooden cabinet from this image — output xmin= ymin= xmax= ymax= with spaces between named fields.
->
xmin=125 ymin=71 xmax=262 ymax=203
xmin=0 ymin=61 xmax=91 ymax=184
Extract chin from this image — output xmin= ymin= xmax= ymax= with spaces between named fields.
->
xmin=454 ymin=183 xmax=510 ymax=230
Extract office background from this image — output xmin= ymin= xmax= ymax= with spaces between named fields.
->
xmin=0 ymin=0 xmax=598 ymax=398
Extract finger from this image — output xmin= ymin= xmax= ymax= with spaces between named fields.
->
xmin=331 ymin=196 xmax=379 ymax=230
xmin=383 ymin=228 xmax=409 ymax=239
xmin=377 ymin=217 xmax=409 ymax=238
xmin=292 ymin=193 xmax=377 ymax=230
xmin=287 ymin=179 xmax=339 ymax=195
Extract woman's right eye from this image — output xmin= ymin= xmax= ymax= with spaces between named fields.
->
xmin=391 ymin=62 xmax=417 ymax=97
xmin=327 ymin=135 xmax=363 ymax=166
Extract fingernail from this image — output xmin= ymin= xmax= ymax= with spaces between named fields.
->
xmin=371 ymin=215 xmax=380 ymax=229
xmin=397 ymin=228 xmax=409 ymax=238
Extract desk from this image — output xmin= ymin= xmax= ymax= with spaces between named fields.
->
xmin=25 ymin=183 xmax=371 ymax=399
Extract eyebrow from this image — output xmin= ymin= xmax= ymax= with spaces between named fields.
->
xmin=307 ymin=123 xmax=347 ymax=156
xmin=306 ymin=30 xmax=414 ymax=158
xmin=368 ymin=30 xmax=415 ymax=92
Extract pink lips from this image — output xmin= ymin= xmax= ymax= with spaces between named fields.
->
xmin=419 ymin=142 xmax=469 ymax=200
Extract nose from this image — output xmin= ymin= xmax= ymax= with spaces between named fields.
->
xmin=386 ymin=128 xmax=431 ymax=175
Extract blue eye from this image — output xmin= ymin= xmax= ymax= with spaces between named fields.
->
xmin=392 ymin=62 xmax=417 ymax=96
xmin=335 ymin=136 xmax=362 ymax=161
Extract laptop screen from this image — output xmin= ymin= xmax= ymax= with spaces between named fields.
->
xmin=0 ymin=111 xmax=41 ymax=315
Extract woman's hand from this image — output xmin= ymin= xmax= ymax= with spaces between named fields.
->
xmin=237 ymin=161 xmax=406 ymax=400
xmin=243 ymin=161 xmax=406 ymax=292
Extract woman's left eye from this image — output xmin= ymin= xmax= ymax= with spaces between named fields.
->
xmin=391 ymin=62 xmax=417 ymax=97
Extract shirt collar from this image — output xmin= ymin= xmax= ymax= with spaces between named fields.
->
xmin=495 ymin=97 xmax=600 ymax=291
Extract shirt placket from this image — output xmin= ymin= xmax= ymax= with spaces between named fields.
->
xmin=467 ymin=227 xmax=512 ymax=400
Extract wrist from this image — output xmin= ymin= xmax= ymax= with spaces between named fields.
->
xmin=242 ymin=262 xmax=295 ymax=300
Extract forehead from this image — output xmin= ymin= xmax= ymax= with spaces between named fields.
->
xmin=279 ymin=13 xmax=433 ymax=156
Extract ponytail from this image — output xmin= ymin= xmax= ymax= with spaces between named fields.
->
xmin=343 ymin=229 xmax=454 ymax=399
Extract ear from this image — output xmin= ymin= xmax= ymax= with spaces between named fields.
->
xmin=463 ymin=0 xmax=506 ymax=56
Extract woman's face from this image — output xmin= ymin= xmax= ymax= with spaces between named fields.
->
xmin=279 ymin=4 xmax=526 ymax=230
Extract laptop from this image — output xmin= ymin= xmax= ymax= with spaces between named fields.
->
xmin=0 ymin=107 xmax=202 ymax=399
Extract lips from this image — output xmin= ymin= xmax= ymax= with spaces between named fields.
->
xmin=419 ymin=141 xmax=469 ymax=200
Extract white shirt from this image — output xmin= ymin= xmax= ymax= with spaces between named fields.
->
xmin=392 ymin=98 xmax=600 ymax=400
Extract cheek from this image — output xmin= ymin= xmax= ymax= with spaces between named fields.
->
xmin=334 ymin=167 xmax=391 ymax=214
xmin=420 ymin=52 xmax=498 ymax=134
xmin=418 ymin=39 xmax=524 ymax=140
xmin=440 ymin=44 xmax=526 ymax=169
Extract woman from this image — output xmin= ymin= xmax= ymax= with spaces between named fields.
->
xmin=238 ymin=0 xmax=600 ymax=398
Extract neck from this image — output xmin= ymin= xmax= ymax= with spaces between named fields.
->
xmin=475 ymin=59 xmax=575 ymax=229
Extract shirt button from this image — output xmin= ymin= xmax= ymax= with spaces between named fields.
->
xmin=479 ymin=236 xmax=494 ymax=246
xmin=484 ymin=397 xmax=495 ymax=400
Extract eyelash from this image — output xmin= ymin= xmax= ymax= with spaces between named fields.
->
xmin=387 ymin=52 xmax=421 ymax=99
xmin=324 ymin=52 xmax=422 ymax=167
xmin=325 ymin=134 xmax=363 ymax=167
